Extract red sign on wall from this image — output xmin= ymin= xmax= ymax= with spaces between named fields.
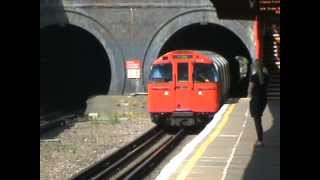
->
xmin=125 ymin=60 xmax=142 ymax=79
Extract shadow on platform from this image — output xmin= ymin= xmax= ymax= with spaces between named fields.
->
xmin=241 ymin=100 xmax=280 ymax=180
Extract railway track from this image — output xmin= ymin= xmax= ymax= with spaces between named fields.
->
xmin=40 ymin=108 xmax=83 ymax=134
xmin=71 ymin=126 xmax=185 ymax=180
xmin=40 ymin=114 xmax=75 ymax=134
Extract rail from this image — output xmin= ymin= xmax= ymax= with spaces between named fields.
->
xmin=71 ymin=126 xmax=185 ymax=180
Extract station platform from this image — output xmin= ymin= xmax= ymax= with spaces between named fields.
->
xmin=157 ymin=98 xmax=280 ymax=180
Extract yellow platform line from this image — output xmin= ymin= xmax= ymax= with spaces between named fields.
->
xmin=176 ymin=104 xmax=236 ymax=180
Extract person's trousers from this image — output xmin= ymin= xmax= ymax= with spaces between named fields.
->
xmin=250 ymin=97 xmax=267 ymax=142
xmin=253 ymin=117 xmax=263 ymax=141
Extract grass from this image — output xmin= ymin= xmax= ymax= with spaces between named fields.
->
xmin=110 ymin=113 xmax=120 ymax=124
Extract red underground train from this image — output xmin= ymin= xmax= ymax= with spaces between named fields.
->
xmin=147 ymin=50 xmax=231 ymax=127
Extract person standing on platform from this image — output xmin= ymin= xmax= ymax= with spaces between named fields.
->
xmin=248 ymin=60 xmax=270 ymax=147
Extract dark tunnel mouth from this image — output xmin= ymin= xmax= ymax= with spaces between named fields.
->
xmin=157 ymin=23 xmax=252 ymax=97
xmin=40 ymin=24 xmax=111 ymax=115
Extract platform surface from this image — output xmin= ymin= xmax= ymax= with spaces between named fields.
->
xmin=160 ymin=98 xmax=280 ymax=180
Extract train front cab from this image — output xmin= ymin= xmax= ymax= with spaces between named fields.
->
xmin=148 ymin=51 xmax=224 ymax=126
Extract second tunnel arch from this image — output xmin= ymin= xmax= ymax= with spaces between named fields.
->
xmin=143 ymin=9 xmax=254 ymax=96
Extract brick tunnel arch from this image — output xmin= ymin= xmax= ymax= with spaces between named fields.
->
xmin=40 ymin=24 xmax=113 ymax=113
xmin=40 ymin=10 xmax=126 ymax=95
xmin=40 ymin=11 xmax=125 ymax=114
xmin=143 ymin=9 xmax=254 ymax=96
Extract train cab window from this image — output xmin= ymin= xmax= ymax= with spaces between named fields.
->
xmin=149 ymin=63 xmax=172 ymax=82
xmin=178 ymin=63 xmax=189 ymax=81
xmin=194 ymin=63 xmax=217 ymax=82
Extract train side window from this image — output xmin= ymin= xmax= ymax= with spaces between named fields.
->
xmin=149 ymin=63 xmax=172 ymax=82
xmin=178 ymin=63 xmax=189 ymax=82
xmin=213 ymin=63 xmax=220 ymax=82
xmin=215 ymin=59 xmax=224 ymax=84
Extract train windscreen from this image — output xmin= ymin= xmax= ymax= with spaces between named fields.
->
xmin=149 ymin=63 xmax=172 ymax=82
xmin=194 ymin=63 xmax=218 ymax=82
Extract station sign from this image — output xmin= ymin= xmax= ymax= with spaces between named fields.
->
xmin=212 ymin=0 xmax=280 ymax=20
xmin=125 ymin=59 xmax=142 ymax=79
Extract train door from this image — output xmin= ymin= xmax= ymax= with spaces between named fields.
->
xmin=174 ymin=61 xmax=193 ymax=111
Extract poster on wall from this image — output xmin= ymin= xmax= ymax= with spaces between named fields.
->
xmin=126 ymin=60 xmax=141 ymax=79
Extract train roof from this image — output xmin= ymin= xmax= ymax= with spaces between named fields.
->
xmin=153 ymin=50 xmax=213 ymax=65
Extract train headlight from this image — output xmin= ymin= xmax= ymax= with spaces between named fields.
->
xmin=164 ymin=91 xmax=169 ymax=96
xmin=198 ymin=91 xmax=203 ymax=95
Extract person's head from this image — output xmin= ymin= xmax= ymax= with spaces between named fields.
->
xmin=251 ymin=60 xmax=268 ymax=74
xmin=252 ymin=60 xmax=268 ymax=84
